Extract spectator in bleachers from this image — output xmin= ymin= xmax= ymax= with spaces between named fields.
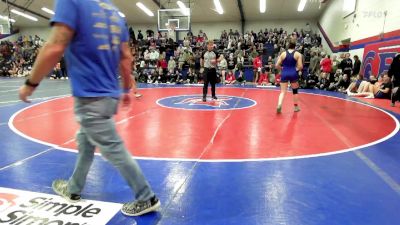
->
xmin=158 ymin=56 xmax=168 ymax=74
xmin=218 ymin=54 xmax=227 ymax=84
xmin=168 ymin=56 xmax=176 ymax=72
xmin=227 ymin=53 xmax=236 ymax=72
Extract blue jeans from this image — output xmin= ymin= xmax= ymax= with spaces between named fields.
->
xmin=67 ymin=97 xmax=154 ymax=201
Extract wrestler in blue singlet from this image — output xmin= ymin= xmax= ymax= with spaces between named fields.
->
xmin=281 ymin=50 xmax=298 ymax=83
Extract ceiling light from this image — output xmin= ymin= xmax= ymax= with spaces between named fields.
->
xmin=41 ymin=7 xmax=55 ymax=15
xmin=260 ymin=0 xmax=266 ymax=13
xmin=297 ymin=0 xmax=307 ymax=12
xmin=136 ymin=2 xmax=154 ymax=17
xmin=213 ymin=0 xmax=224 ymax=15
xmin=11 ymin=9 xmax=38 ymax=21
xmin=177 ymin=1 xmax=190 ymax=16
xmin=0 ymin=15 xmax=15 ymax=23
xmin=118 ymin=11 xmax=126 ymax=17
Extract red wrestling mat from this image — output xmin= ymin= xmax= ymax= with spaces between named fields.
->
xmin=10 ymin=87 xmax=398 ymax=160
xmin=353 ymin=97 xmax=400 ymax=115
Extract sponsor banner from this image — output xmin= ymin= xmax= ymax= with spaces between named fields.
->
xmin=362 ymin=39 xmax=400 ymax=77
xmin=0 ymin=187 xmax=121 ymax=225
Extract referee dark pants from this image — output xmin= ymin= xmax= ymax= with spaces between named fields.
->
xmin=203 ymin=68 xmax=217 ymax=99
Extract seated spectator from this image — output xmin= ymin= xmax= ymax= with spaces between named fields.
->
xmin=50 ymin=63 xmax=63 ymax=79
xmin=348 ymin=74 xmax=392 ymax=99
xmin=186 ymin=68 xmax=197 ymax=84
xmin=236 ymin=70 xmax=246 ymax=85
xmin=258 ymin=68 xmax=270 ymax=85
xmin=317 ymin=72 xmax=330 ymax=90
xmin=304 ymin=72 xmax=318 ymax=89
xmin=329 ymin=73 xmax=350 ymax=93
xmin=225 ymin=70 xmax=236 ymax=85
xmin=347 ymin=74 xmax=367 ymax=94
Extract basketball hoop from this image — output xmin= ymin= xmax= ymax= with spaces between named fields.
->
xmin=167 ymin=23 xmax=177 ymax=42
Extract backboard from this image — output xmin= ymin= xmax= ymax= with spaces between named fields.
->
xmin=158 ymin=9 xmax=190 ymax=31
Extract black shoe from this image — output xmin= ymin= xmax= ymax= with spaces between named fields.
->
xmin=121 ymin=195 xmax=161 ymax=216
xmin=202 ymin=97 xmax=206 ymax=102
xmin=212 ymin=96 xmax=218 ymax=100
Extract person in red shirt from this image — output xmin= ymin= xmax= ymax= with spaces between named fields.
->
xmin=253 ymin=55 xmax=262 ymax=84
xmin=320 ymin=55 xmax=332 ymax=79
xmin=225 ymin=70 xmax=236 ymax=84
xmin=258 ymin=68 xmax=270 ymax=85
xmin=158 ymin=56 xmax=168 ymax=74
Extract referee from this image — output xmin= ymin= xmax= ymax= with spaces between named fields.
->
xmin=201 ymin=40 xmax=219 ymax=102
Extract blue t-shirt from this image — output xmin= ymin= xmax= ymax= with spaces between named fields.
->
xmin=51 ymin=0 xmax=129 ymax=97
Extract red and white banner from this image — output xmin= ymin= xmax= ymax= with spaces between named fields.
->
xmin=362 ymin=39 xmax=400 ymax=77
xmin=0 ymin=187 xmax=121 ymax=225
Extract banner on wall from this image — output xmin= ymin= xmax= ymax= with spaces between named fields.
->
xmin=0 ymin=187 xmax=121 ymax=225
xmin=362 ymin=39 xmax=400 ymax=77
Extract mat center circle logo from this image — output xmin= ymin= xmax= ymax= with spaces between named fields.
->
xmin=156 ymin=95 xmax=257 ymax=110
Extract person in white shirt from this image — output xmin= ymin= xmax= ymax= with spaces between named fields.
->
xmin=218 ymin=54 xmax=227 ymax=84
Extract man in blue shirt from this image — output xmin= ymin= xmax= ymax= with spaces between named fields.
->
xmin=18 ymin=0 xmax=160 ymax=216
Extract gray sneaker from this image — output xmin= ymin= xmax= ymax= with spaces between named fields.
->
xmin=52 ymin=179 xmax=81 ymax=203
xmin=121 ymin=196 xmax=161 ymax=216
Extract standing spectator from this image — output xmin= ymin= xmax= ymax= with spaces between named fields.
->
xmin=218 ymin=54 xmax=227 ymax=84
xmin=320 ymin=55 xmax=332 ymax=79
xmin=137 ymin=30 xmax=143 ymax=41
xmin=340 ymin=53 xmax=353 ymax=77
xmin=253 ymin=55 xmax=262 ymax=83
xmin=331 ymin=55 xmax=340 ymax=74
xmin=388 ymin=54 xmax=400 ymax=106
xmin=353 ymin=55 xmax=361 ymax=76
xmin=309 ymin=52 xmax=320 ymax=75
xmin=60 ymin=56 xmax=68 ymax=79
